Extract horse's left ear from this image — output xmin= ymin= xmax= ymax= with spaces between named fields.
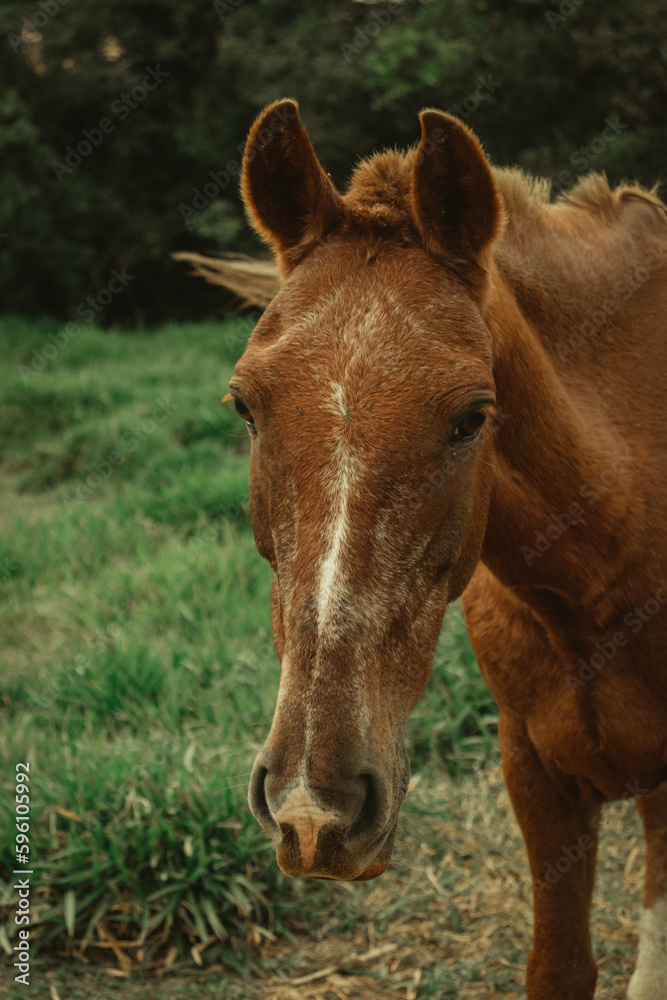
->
xmin=411 ymin=110 xmax=503 ymax=286
xmin=241 ymin=99 xmax=343 ymax=273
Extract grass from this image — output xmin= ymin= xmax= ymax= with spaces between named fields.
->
xmin=0 ymin=315 xmax=500 ymax=981
xmin=1 ymin=766 xmax=643 ymax=999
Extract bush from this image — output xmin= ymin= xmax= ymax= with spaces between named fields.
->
xmin=0 ymin=0 xmax=664 ymax=325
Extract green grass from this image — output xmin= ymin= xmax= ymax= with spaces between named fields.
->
xmin=0 ymin=315 xmax=498 ymax=973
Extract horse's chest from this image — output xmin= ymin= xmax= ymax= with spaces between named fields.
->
xmin=524 ymin=666 xmax=667 ymax=798
xmin=465 ymin=588 xmax=667 ymax=798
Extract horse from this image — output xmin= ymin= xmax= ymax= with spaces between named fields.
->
xmin=226 ymin=99 xmax=667 ymax=999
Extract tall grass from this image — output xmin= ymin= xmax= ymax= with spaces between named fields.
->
xmin=0 ymin=316 xmax=498 ymax=971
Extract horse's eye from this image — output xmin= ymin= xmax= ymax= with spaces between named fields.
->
xmin=455 ymin=410 xmax=486 ymax=442
xmin=233 ymin=397 xmax=256 ymax=433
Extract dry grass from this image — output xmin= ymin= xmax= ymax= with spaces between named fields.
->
xmin=19 ymin=765 xmax=644 ymax=1000
xmin=245 ymin=766 xmax=643 ymax=999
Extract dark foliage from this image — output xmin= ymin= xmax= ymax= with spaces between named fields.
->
xmin=1 ymin=0 xmax=664 ymax=325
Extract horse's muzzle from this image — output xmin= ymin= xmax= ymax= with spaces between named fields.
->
xmin=248 ymin=755 xmax=402 ymax=880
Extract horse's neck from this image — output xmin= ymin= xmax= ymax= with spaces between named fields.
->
xmin=491 ymin=192 xmax=667 ymax=362
xmin=478 ymin=253 xmax=640 ymax=622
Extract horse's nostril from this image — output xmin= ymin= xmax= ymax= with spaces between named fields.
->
xmin=248 ymin=764 xmax=277 ymax=834
xmin=349 ymin=773 xmax=382 ymax=842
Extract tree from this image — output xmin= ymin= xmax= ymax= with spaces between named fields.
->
xmin=0 ymin=0 xmax=664 ymax=325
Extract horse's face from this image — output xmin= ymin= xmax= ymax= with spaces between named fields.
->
xmin=231 ymin=101 xmax=502 ymax=881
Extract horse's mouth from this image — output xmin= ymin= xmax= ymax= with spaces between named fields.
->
xmin=275 ymin=820 xmax=398 ymax=882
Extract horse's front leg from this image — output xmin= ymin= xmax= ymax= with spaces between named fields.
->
xmin=628 ymin=781 xmax=667 ymax=999
xmin=500 ymin=712 xmax=600 ymax=1000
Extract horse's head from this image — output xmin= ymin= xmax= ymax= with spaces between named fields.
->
xmin=231 ymin=100 xmax=503 ymax=880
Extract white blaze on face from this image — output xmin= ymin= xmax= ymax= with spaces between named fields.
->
xmin=316 ymin=435 xmax=355 ymax=644
xmin=628 ymin=896 xmax=667 ymax=1000
xmin=287 ymin=289 xmax=434 ymax=768
xmin=298 ymin=378 xmax=376 ymax=762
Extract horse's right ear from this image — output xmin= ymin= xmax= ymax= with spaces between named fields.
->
xmin=411 ymin=110 xmax=503 ymax=289
xmin=241 ymin=99 xmax=343 ymax=273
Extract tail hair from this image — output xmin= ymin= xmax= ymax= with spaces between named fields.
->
xmin=172 ymin=252 xmax=279 ymax=308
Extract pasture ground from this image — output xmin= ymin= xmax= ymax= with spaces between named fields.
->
xmin=0 ymin=318 xmax=644 ymax=998
xmin=1 ymin=766 xmax=644 ymax=998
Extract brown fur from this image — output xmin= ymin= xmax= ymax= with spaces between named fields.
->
xmin=231 ymin=100 xmax=667 ymax=1000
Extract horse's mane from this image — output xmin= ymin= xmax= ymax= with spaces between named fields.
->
xmin=344 ymin=147 xmax=665 ymax=235
xmin=174 ymin=145 xmax=664 ymax=307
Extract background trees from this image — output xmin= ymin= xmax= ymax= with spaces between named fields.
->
xmin=1 ymin=0 xmax=664 ymax=325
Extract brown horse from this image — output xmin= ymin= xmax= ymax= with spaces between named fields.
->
xmin=227 ymin=99 xmax=667 ymax=999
